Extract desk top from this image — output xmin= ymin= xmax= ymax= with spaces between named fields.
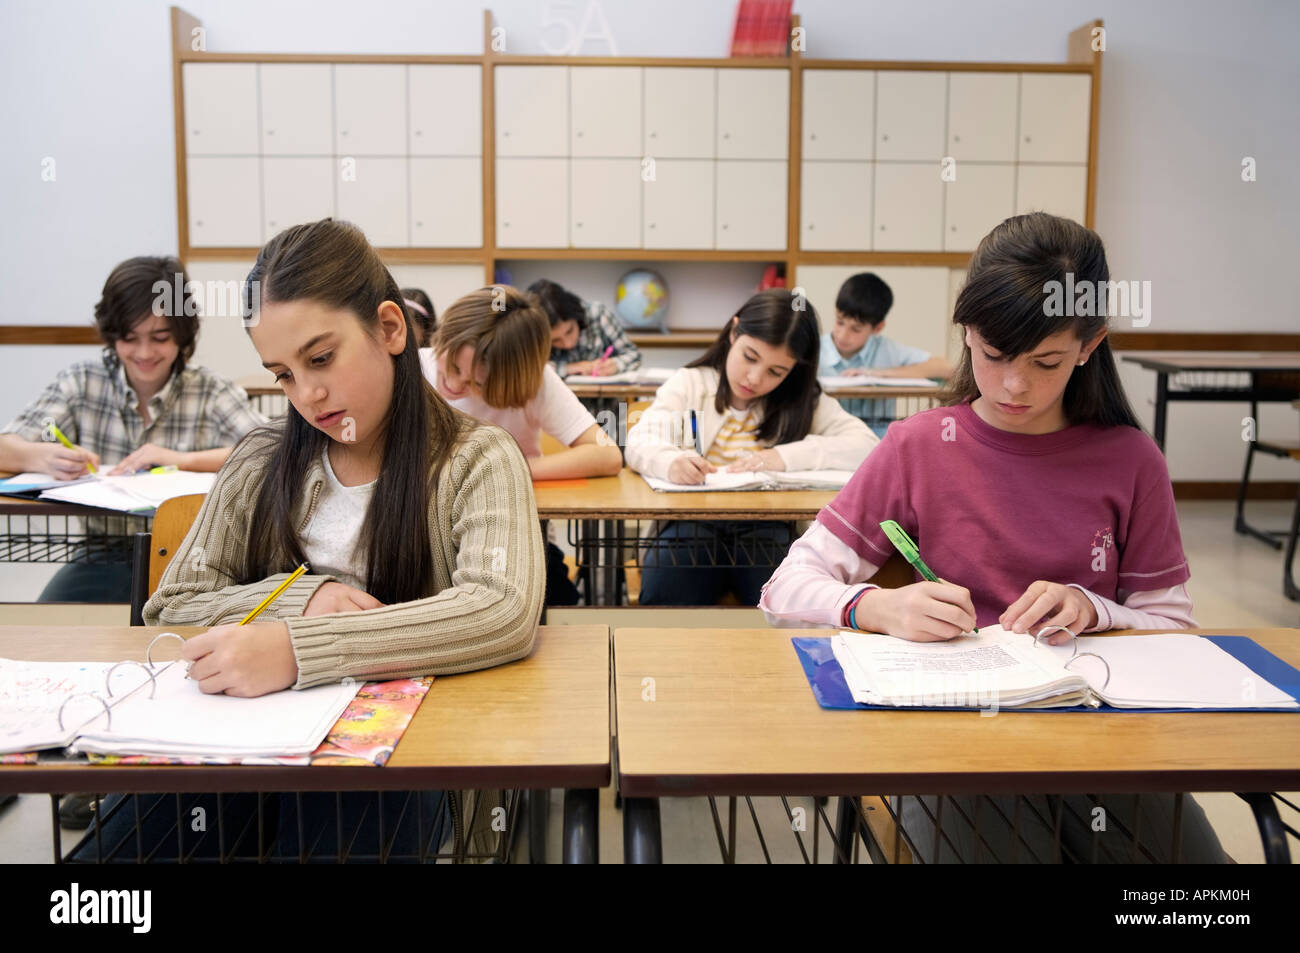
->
xmin=1121 ymin=351 xmax=1300 ymax=373
xmin=532 ymin=468 xmax=836 ymax=520
xmin=0 ymin=624 xmax=610 ymax=794
xmin=613 ymin=627 xmax=1300 ymax=797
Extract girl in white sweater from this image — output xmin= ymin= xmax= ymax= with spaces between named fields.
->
xmin=626 ymin=289 xmax=877 ymax=605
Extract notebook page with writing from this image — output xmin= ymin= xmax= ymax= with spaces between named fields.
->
xmin=640 ymin=471 xmax=768 ymax=493
xmin=1036 ymin=634 xmax=1299 ymax=709
xmin=72 ymin=664 xmax=361 ymax=758
xmin=0 ymin=659 xmax=149 ymax=753
xmin=39 ymin=470 xmax=215 ymax=512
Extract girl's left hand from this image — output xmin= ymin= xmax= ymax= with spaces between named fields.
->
xmin=109 ymin=443 xmax=188 ymax=475
xmin=1000 ymin=581 xmax=1098 ymax=642
xmin=181 ymin=621 xmax=299 ymax=696
xmin=724 ymin=448 xmax=785 ymax=473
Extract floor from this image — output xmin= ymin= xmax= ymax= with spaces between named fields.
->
xmin=1 ymin=499 xmax=1297 ymax=863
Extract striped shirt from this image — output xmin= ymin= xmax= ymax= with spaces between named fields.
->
xmin=550 ymin=298 xmax=643 ymax=377
xmin=2 ymin=350 xmax=266 ymax=467
xmin=706 ymin=408 xmax=762 ymax=466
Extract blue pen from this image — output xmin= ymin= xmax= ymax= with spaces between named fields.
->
xmin=690 ymin=410 xmax=703 ymax=456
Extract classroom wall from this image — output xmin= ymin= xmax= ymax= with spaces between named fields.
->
xmin=2 ymin=0 xmax=1296 ymax=480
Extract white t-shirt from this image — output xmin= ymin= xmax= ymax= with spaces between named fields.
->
xmin=299 ymin=446 xmax=374 ymax=590
xmin=418 ymin=348 xmax=594 ymax=457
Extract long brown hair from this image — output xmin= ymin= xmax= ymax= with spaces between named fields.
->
xmin=688 ymin=289 xmax=822 ymax=445
xmin=943 ymin=212 xmax=1140 ymax=429
xmin=239 ymin=218 xmax=466 ymax=605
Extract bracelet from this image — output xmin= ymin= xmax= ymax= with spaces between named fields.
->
xmin=843 ymin=587 xmax=870 ymax=629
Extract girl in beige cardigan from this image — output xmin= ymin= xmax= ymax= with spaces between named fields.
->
xmin=145 ymin=219 xmax=544 ymax=695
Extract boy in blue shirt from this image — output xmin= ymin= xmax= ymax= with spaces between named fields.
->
xmin=819 ymin=273 xmax=952 ymax=436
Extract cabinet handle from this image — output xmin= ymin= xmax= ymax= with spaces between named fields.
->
xmin=879 ymin=224 xmax=886 ymax=230
xmin=576 ymin=131 xmax=584 ymax=138
xmin=722 ymin=132 xmax=730 ymax=139
xmin=721 ymin=223 xmax=728 ymax=230
xmin=649 ymin=131 xmax=657 ymax=138
xmin=809 ymin=133 xmax=817 ymax=140
xmin=881 ymin=133 xmax=889 ymax=141
xmin=192 ymin=129 xmax=200 ymax=136
xmin=195 ymin=220 xmax=204 ymax=227
xmin=269 ymin=220 xmax=277 ymax=228
xmin=266 ymin=129 xmax=275 ymax=136
xmin=1024 ymin=135 xmax=1032 ymax=142
xmin=951 ymin=225 xmax=957 ymax=231
xmin=415 ymin=129 xmax=423 ymax=137
xmin=808 ymin=223 xmax=815 ymax=230
xmin=341 ymin=130 xmax=349 ymax=137
xmin=503 ymin=221 xmax=510 ymax=227
xmin=503 ymin=131 xmax=511 ymax=137
xmin=648 ymin=223 xmax=656 ymax=229
xmin=953 ymin=135 xmax=961 ymax=142
xmin=576 ymin=222 xmax=583 ymax=227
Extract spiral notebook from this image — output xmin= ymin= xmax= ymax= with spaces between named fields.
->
xmin=795 ymin=625 xmax=1300 ymax=712
xmin=0 ymin=637 xmax=359 ymax=758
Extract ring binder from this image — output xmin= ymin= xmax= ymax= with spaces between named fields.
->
xmin=40 ymin=633 xmax=186 ymax=742
xmin=1033 ymin=625 xmax=1111 ymax=690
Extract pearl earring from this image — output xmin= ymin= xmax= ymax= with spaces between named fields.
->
xmin=1077 ymin=359 xmax=1087 ymax=366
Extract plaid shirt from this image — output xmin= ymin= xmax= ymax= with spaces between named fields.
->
xmin=2 ymin=350 xmax=266 ymax=467
xmin=550 ymin=298 xmax=642 ymax=377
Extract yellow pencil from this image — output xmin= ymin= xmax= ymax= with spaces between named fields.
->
xmin=240 ymin=562 xmax=310 ymax=624
xmin=46 ymin=422 xmax=98 ymax=475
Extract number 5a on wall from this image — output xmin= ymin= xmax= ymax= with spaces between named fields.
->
xmin=540 ymin=0 xmax=619 ymax=56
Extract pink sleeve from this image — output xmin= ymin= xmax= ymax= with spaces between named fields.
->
xmin=1068 ymin=583 xmax=1198 ymax=632
xmin=539 ymin=365 xmax=597 ymax=447
xmin=760 ymin=522 xmax=882 ymax=628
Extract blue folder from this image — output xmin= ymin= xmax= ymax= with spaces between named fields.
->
xmin=792 ymin=635 xmax=1300 ymax=714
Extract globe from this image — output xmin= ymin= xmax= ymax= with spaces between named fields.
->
xmin=614 ymin=269 xmax=670 ymax=332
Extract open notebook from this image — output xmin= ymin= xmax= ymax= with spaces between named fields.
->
xmin=828 ymin=625 xmax=1300 ymax=711
xmin=0 ymin=470 xmax=214 ymax=513
xmin=562 ymin=367 xmax=676 ymax=385
xmin=0 ymin=655 xmax=359 ymax=759
xmin=641 ymin=469 xmax=854 ymax=493
xmin=819 ymin=374 xmax=936 ymax=388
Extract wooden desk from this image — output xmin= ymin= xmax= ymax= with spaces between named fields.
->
xmin=613 ymin=626 xmax=1300 ymax=862
xmin=0 ymin=624 xmax=610 ymax=863
xmin=564 ymin=381 xmax=944 ymax=401
xmin=1120 ymin=351 xmax=1300 ymax=451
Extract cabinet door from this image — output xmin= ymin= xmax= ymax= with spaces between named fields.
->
xmin=260 ymin=64 xmax=332 ymax=156
xmin=1015 ymin=165 xmax=1088 ymax=225
xmin=570 ymin=158 xmax=641 ymax=248
xmin=716 ymin=161 xmax=787 ymax=250
xmin=187 ymin=157 xmax=261 ymax=247
xmin=947 ymin=72 xmax=1018 ymax=162
xmin=801 ymin=161 xmax=872 ymax=251
xmin=496 ymin=158 xmax=568 ymax=247
xmin=1019 ymin=73 xmax=1091 ymax=163
xmin=411 ymin=157 xmax=482 ymax=247
xmin=876 ymin=71 xmax=947 ymax=161
xmin=495 ymin=66 xmax=568 ymax=157
xmin=643 ymin=68 xmax=715 ymax=159
xmin=643 ymin=159 xmax=713 ymax=248
xmin=183 ymin=63 xmax=259 ymax=155
xmin=571 ymin=67 xmax=642 ymax=157
xmin=874 ymin=162 xmax=944 ymax=251
xmin=335 ymin=64 xmax=406 ymax=156
xmin=262 ymin=157 xmax=335 ymax=241
xmin=409 ymin=65 xmax=482 ymax=156
xmin=336 ymin=157 xmax=408 ymax=246
xmin=717 ymin=68 xmax=788 ymax=160
xmin=802 ymin=69 xmax=874 ymax=161
xmin=943 ymin=163 xmax=1014 ymax=251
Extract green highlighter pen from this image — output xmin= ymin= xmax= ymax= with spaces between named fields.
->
xmin=879 ymin=520 xmax=978 ymax=633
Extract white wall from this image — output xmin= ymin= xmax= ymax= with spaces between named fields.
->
xmin=1 ymin=0 xmax=1296 ymax=478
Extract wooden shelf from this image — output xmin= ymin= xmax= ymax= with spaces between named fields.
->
xmin=495 ymin=249 xmax=786 ymax=263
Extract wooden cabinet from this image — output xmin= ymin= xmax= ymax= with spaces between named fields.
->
xmin=1015 ymin=164 xmax=1088 ymax=225
xmin=495 ymin=66 xmax=568 ymax=157
xmin=716 ymin=160 xmax=786 ymax=250
xmin=571 ymin=67 xmax=642 ymax=157
xmin=947 ymin=72 xmax=1018 ymax=162
xmin=335 ymin=65 xmax=406 ymax=156
xmin=1020 ymin=73 xmax=1092 ymax=163
xmin=411 ymin=157 xmax=482 ymax=247
xmin=570 ymin=158 xmax=641 ymax=247
xmin=496 ymin=158 xmax=568 ymax=247
xmin=262 ymin=157 xmax=334 ymax=241
xmin=182 ymin=63 xmax=258 ymax=156
xmin=259 ymin=64 xmax=332 ymax=156
xmin=643 ymin=160 xmax=713 ymax=249
xmin=943 ymin=163 xmax=1014 ymax=251
xmin=876 ymin=70 xmax=947 ymax=161
xmin=874 ymin=163 xmax=944 ymax=251
xmin=643 ymin=67 xmax=716 ymax=159
xmin=717 ymin=69 xmax=788 ymax=160
xmin=187 ymin=157 xmax=260 ymax=247
xmin=336 ymin=157 xmax=408 ymax=247
xmin=409 ymin=65 xmax=481 ymax=156
xmin=801 ymin=161 xmax=872 ymax=251
xmin=802 ymin=69 xmax=874 ymax=160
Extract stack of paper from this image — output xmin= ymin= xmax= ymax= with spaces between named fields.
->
xmin=564 ymin=367 xmax=677 ymax=385
xmin=819 ymin=375 xmax=937 ymax=389
xmin=640 ymin=469 xmax=854 ymax=493
xmin=38 ymin=470 xmax=215 ymax=513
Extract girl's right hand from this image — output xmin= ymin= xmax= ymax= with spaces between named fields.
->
xmin=30 ymin=441 xmax=100 ymax=479
xmin=667 ymin=453 xmax=716 ymax=485
xmin=854 ymin=581 xmax=977 ymax=642
xmin=303 ymin=581 xmax=385 ymax=616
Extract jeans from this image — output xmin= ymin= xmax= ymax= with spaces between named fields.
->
xmin=38 ymin=559 xmax=134 ymax=603
xmin=639 ymin=520 xmax=793 ymax=606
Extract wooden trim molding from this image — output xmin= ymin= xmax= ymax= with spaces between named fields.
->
xmin=0 ymin=327 xmax=102 ymax=346
xmin=1173 ymin=481 xmax=1298 ymax=501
